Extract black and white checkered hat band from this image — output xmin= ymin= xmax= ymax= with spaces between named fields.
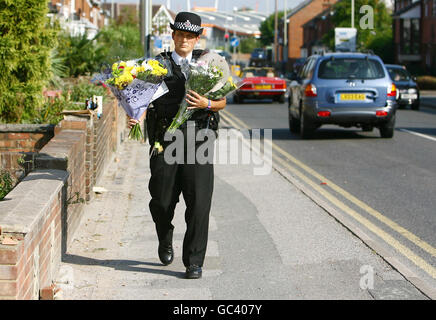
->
xmin=173 ymin=21 xmax=202 ymax=33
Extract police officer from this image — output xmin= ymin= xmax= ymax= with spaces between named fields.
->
xmin=129 ymin=12 xmax=226 ymax=279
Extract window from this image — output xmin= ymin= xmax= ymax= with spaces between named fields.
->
xmin=387 ymin=67 xmax=411 ymax=81
xmin=318 ymin=58 xmax=385 ymax=79
xmin=299 ymin=58 xmax=315 ymax=79
xmin=401 ymin=18 xmax=420 ymax=54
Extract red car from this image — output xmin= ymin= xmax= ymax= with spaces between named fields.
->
xmin=233 ymin=67 xmax=287 ymax=103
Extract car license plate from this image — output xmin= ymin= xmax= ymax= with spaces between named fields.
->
xmin=401 ymin=93 xmax=417 ymax=100
xmin=255 ymin=84 xmax=271 ymax=90
xmin=339 ymin=93 xmax=365 ymax=101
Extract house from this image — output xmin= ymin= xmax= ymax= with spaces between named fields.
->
xmin=48 ymin=0 xmax=108 ymax=38
xmin=301 ymin=6 xmax=336 ymax=57
xmin=150 ymin=5 xmax=177 ymax=54
xmin=279 ymin=0 xmax=338 ymax=70
xmin=393 ymin=0 xmax=436 ymax=74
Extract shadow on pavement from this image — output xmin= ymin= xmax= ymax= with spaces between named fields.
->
xmin=270 ymin=128 xmax=380 ymax=141
xmin=62 ymin=253 xmax=186 ymax=279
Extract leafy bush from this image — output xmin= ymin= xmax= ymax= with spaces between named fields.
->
xmin=0 ymin=0 xmax=59 ymax=123
xmin=0 ymin=170 xmax=14 ymax=201
xmin=57 ymin=32 xmax=106 ymax=77
xmin=416 ymin=76 xmax=436 ymax=90
xmin=33 ymin=78 xmax=109 ymax=124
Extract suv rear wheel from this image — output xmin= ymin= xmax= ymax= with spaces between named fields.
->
xmin=289 ymin=111 xmax=300 ymax=133
xmin=379 ymin=114 xmax=396 ymax=138
xmin=300 ymin=112 xmax=315 ymax=139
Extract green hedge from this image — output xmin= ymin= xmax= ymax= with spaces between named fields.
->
xmin=416 ymin=76 xmax=436 ymax=90
xmin=0 ymin=0 xmax=58 ymax=123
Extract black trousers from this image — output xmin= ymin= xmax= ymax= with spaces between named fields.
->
xmin=148 ymin=125 xmax=215 ymax=267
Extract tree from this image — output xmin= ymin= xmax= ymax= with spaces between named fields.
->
xmin=259 ymin=11 xmax=284 ymax=47
xmin=97 ymin=23 xmax=144 ymax=63
xmin=0 ymin=0 xmax=58 ymax=123
xmin=322 ymin=0 xmax=393 ymax=62
xmin=240 ymin=37 xmax=261 ymax=54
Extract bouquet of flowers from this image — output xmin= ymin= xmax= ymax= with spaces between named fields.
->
xmin=166 ymin=50 xmax=242 ymax=134
xmin=101 ymin=58 xmax=170 ymax=140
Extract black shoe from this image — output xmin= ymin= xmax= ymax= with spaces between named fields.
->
xmin=158 ymin=243 xmax=174 ymax=266
xmin=185 ymin=265 xmax=202 ymax=279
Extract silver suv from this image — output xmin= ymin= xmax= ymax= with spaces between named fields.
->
xmin=288 ymin=52 xmax=398 ymax=139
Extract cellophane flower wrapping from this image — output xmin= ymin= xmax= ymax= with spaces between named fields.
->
xmin=99 ymin=58 xmax=172 ymax=140
xmin=166 ymin=50 xmax=243 ymax=134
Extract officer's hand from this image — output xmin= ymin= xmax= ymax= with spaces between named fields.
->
xmin=128 ymin=111 xmax=147 ymax=128
xmin=186 ymin=90 xmax=208 ymax=110
xmin=128 ymin=117 xmax=139 ymax=129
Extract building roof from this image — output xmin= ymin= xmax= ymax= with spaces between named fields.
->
xmin=392 ymin=1 xmax=421 ymax=18
xmin=302 ymin=6 xmax=334 ymax=28
xmin=193 ymin=9 xmax=267 ymax=36
xmin=285 ymin=0 xmax=314 ymax=19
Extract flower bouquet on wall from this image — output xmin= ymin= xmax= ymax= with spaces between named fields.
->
xmin=166 ymin=50 xmax=243 ymax=134
xmin=100 ymin=58 xmax=171 ymax=140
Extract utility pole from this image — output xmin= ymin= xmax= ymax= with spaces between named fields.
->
xmin=284 ymin=0 xmax=287 ymax=64
xmin=111 ymin=0 xmax=114 ymax=22
xmin=140 ymin=0 xmax=152 ymax=58
xmin=274 ymin=0 xmax=278 ymax=65
xmin=351 ymin=0 xmax=355 ymax=28
xmin=233 ymin=7 xmax=236 ymax=69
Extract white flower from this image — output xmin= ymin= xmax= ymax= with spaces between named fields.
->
xmin=131 ymin=67 xmax=137 ymax=76
xmin=126 ymin=60 xmax=136 ymax=67
xmin=142 ymin=60 xmax=153 ymax=71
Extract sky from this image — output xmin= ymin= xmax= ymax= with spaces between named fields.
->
xmin=104 ymin=0 xmax=297 ymax=15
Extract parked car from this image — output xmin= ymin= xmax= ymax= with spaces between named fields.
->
xmin=288 ymin=52 xmax=398 ymax=138
xmin=249 ymin=47 xmax=273 ymax=67
xmin=233 ymin=67 xmax=287 ymax=104
xmin=385 ymin=64 xmax=420 ymax=110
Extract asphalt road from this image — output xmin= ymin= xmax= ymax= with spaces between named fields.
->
xmin=223 ymin=97 xmax=436 ymax=295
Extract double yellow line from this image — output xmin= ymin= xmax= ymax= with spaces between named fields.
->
xmin=221 ymin=109 xmax=436 ymax=279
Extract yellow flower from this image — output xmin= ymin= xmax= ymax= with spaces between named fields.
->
xmin=114 ymin=71 xmax=134 ymax=89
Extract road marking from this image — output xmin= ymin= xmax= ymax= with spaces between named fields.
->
xmin=222 ymin=109 xmax=436 ymax=257
xmin=399 ymin=128 xmax=436 ymax=142
xmin=221 ymin=110 xmax=436 ymax=278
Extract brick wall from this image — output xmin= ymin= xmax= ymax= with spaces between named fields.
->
xmin=0 ymin=124 xmax=54 ymax=185
xmin=0 ymin=98 xmax=128 ymax=299
xmin=35 ymin=130 xmax=87 ymax=252
xmin=0 ymin=170 xmax=67 ymax=300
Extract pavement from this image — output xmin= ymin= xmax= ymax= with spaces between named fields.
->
xmin=55 ymin=119 xmax=429 ymax=300
xmin=420 ymin=90 xmax=436 ymax=109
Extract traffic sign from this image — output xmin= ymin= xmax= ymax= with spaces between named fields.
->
xmin=230 ymin=37 xmax=239 ymax=47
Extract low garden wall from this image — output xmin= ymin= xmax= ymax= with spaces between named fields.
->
xmin=0 ymin=97 xmax=129 ymax=299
